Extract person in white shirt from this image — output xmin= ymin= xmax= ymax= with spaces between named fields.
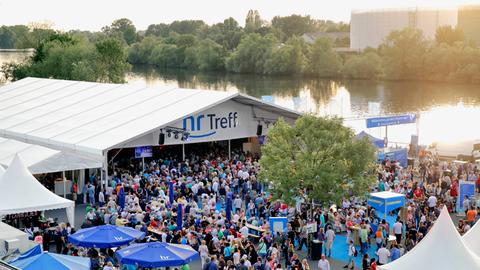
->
xmin=376 ymin=244 xmax=391 ymax=265
xmin=318 ymin=254 xmax=330 ymax=270
xmin=240 ymin=224 xmax=249 ymax=238
xmin=393 ymin=219 xmax=403 ymax=244
xmin=324 ymin=226 xmax=335 ymax=258
xmin=428 ymin=195 xmax=437 ymax=209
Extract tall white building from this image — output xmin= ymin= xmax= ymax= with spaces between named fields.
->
xmin=350 ymin=7 xmax=458 ymax=50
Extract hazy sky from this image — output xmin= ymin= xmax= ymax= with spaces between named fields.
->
xmin=0 ymin=0 xmax=478 ymax=31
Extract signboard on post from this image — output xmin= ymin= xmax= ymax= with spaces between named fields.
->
xmin=135 ymin=146 xmax=153 ymax=158
xmin=269 ymin=217 xmax=288 ymax=234
xmin=366 ymin=114 xmax=416 ymax=128
xmin=377 ymin=148 xmax=408 ymax=167
xmin=457 ymin=181 xmax=476 ymax=213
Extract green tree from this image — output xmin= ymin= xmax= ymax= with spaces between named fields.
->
xmin=342 ymin=52 xmax=383 ymax=79
xmin=259 ymin=116 xmax=375 ymax=204
xmin=145 ymin=23 xmax=170 ymax=37
xmin=225 ymin=33 xmax=276 ymax=73
xmin=195 ymin=39 xmax=225 ymax=71
xmin=264 ymin=36 xmax=307 ymax=75
xmin=169 ymin=20 xmax=206 ymax=35
xmin=380 ymin=28 xmax=428 ymax=80
xmin=306 ymin=37 xmax=342 ymax=77
xmin=245 ymin=10 xmax=263 ymax=33
xmin=102 ymin=18 xmax=137 ymax=45
xmin=1 ymin=33 xmax=130 ymax=83
xmin=95 ymin=37 xmax=131 ymax=83
xmin=128 ymin=36 xmax=159 ymax=64
xmin=0 ymin=26 xmax=16 ymax=48
xmin=271 ymin=15 xmax=316 ymax=41
xmin=150 ymin=43 xmax=180 ymax=68
xmin=435 ymin=26 xmax=465 ymax=46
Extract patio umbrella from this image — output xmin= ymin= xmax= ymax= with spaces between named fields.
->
xmin=226 ymin=197 xmax=232 ymax=223
xmin=115 ymin=242 xmax=199 ymax=268
xmin=68 ymin=225 xmax=145 ymax=248
xmin=9 ymin=244 xmax=42 ymax=263
xmin=11 ymin=252 xmax=90 ymax=270
xmin=176 ymin=203 xmax=183 ymax=231
xmin=168 ymin=181 xmax=175 ymax=205
xmin=118 ymin=187 xmax=125 ymax=210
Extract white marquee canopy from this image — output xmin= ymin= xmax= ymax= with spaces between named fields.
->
xmin=0 ymin=155 xmax=74 ymax=225
xmin=379 ymin=207 xmax=480 ymax=270
xmin=0 ymin=138 xmax=102 ymax=174
xmin=463 ymin=219 xmax=480 ymax=257
xmin=0 ymin=78 xmax=299 ymax=160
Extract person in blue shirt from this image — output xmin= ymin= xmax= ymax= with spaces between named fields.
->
xmin=391 ymin=244 xmax=401 ymax=261
xmin=379 ymin=180 xmax=385 ymax=192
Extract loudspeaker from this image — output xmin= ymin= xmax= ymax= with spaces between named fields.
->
xmin=256 ymin=124 xmax=263 ymax=136
xmin=158 ymin=133 xmax=165 ymax=145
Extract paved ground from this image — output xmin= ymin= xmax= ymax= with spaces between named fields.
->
xmin=46 ymin=204 xmax=359 ymax=269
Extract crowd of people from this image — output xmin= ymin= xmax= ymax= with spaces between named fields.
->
xmin=14 ymin=147 xmax=480 ymax=270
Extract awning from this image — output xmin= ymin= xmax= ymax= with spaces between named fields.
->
xmin=0 ymin=138 xmax=102 ymax=174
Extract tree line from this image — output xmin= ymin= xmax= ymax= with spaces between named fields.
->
xmin=1 ymin=12 xmax=480 ymax=84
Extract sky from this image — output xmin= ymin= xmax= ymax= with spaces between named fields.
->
xmin=0 ymin=0 xmax=478 ymax=31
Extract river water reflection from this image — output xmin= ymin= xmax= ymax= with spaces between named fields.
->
xmin=2 ymin=53 xmax=480 ymax=146
xmin=127 ymin=66 xmax=480 ymax=146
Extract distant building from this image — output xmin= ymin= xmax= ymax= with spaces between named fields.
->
xmin=458 ymin=5 xmax=480 ymax=46
xmin=350 ymin=7 xmax=458 ymax=50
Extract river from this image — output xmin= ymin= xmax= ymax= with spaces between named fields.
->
xmin=2 ymin=52 xmax=480 ymax=150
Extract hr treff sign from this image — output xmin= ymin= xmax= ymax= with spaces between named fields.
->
xmin=183 ymin=112 xmax=238 ymax=138
xmin=366 ymin=114 xmax=416 ymax=128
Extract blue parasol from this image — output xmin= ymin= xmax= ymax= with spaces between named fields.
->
xmin=9 ymin=244 xmax=42 ymax=263
xmin=11 ymin=252 xmax=90 ymax=270
xmin=68 ymin=225 xmax=145 ymax=248
xmin=115 ymin=242 xmax=199 ymax=268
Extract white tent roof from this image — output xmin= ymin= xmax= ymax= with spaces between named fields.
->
xmin=0 ymin=222 xmax=31 ymax=253
xmin=0 ymin=138 xmax=102 ymax=174
xmin=379 ymin=207 xmax=480 ymax=270
xmin=0 ymin=77 xmax=300 ymax=158
xmin=370 ymin=191 xmax=405 ymax=199
xmin=0 ymin=222 xmax=27 ymax=241
xmin=0 ymin=165 xmax=4 ymax=178
xmin=463 ymin=220 xmax=480 ymax=256
xmin=0 ymin=155 xmax=74 ymax=225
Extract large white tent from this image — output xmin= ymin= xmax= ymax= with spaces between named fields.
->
xmin=0 ymin=138 xmax=101 ymax=174
xmin=0 ymin=77 xmax=299 ymax=159
xmin=0 ymin=155 xmax=74 ymax=225
xmin=0 ymin=222 xmax=31 ymax=254
xmin=379 ymin=207 xmax=480 ymax=270
xmin=463 ymin=220 xmax=480 ymax=256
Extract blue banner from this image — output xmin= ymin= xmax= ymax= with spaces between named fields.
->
xmin=269 ymin=217 xmax=288 ymax=235
xmin=366 ymin=114 xmax=416 ymax=128
xmin=261 ymin=96 xmax=274 ymax=103
xmin=135 ymin=146 xmax=153 ymax=158
xmin=457 ymin=181 xmax=475 ymax=212
xmin=377 ymin=148 xmax=408 ymax=167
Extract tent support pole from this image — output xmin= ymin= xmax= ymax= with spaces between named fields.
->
xmin=182 ymin=143 xmax=185 ymax=161
xmin=103 ymin=151 xmax=108 ymax=192
xmin=228 ymin=140 xmax=231 ymax=160
xmin=62 ymin=171 xmax=66 ymax=198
